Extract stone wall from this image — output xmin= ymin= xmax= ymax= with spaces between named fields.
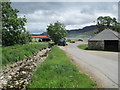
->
xmin=88 ymin=40 xmax=104 ymax=50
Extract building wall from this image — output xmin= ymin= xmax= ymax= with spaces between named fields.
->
xmin=117 ymin=40 xmax=120 ymax=51
xmin=88 ymin=40 xmax=104 ymax=50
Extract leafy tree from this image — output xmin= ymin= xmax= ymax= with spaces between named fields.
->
xmin=47 ymin=21 xmax=68 ymax=44
xmin=0 ymin=2 xmax=2 ymax=45
xmin=1 ymin=1 xmax=31 ymax=46
xmin=113 ymin=22 xmax=120 ymax=32
xmin=97 ymin=16 xmax=120 ymax=33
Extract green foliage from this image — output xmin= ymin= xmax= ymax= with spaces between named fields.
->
xmin=47 ymin=21 xmax=68 ymax=44
xmin=1 ymin=1 xmax=32 ymax=46
xmin=29 ymin=46 xmax=97 ymax=88
xmin=97 ymin=16 xmax=120 ymax=33
xmin=66 ymin=39 xmax=71 ymax=42
xmin=2 ymin=43 xmax=48 ymax=65
xmin=0 ymin=47 xmax=2 ymax=69
xmin=0 ymin=2 xmax=2 ymax=45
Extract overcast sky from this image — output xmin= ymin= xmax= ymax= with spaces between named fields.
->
xmin=11 ymin=2 xmax=118 ymax=34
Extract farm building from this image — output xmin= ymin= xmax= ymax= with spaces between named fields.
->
xmin=88 ymin=29 xmax=120 ymax=51
xmin=32 ymin=36 xmax=51 ymax=42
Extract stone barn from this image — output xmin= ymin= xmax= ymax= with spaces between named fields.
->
xmin=88 ymin=29 xmax=120 ymax=51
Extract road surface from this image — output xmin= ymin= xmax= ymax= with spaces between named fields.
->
xmin=60 ymin=41 xmax=119 ymax=88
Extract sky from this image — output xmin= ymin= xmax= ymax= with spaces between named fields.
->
xmin=11 ymin=2 xmax=118 ymax=34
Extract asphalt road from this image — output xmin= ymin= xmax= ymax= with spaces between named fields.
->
xmin=60 ymin=41 xmax=119 ymax=88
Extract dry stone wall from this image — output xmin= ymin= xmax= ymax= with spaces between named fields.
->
xmin=88 ymin=41 xmax=104 ymax=50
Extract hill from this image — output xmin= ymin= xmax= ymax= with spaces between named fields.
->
xmin=31 ymin=32 xmax=48 ymax=36
xmin=31 ymin=25 xmax=98 ymax=40
xmin=67 ymin=25 xmax=98 ymax=40
xmin=67 ymin=25 xmax=97 ymax=34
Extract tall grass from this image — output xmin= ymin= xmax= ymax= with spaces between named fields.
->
xmin=29 ymin=46 xmax=97 ymax=88
xmin=2 ymin=43 xmax=48 ymax=66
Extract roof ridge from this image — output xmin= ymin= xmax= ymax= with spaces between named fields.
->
xmin=110 ymin=30 xmax=120 ymax=39
xmin=89 ymin=29 xmax=119 ymax=40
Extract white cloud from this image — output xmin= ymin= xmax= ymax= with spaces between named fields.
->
xmin=113 ymin=4 xmax=118 ymax=11
xmin=26 ymin=23 xmax=48 ymax=33
xmin=13 ymin=2 xmax=118 ymax=33
xmin=94 ymin=12 xmax=117 ymax=19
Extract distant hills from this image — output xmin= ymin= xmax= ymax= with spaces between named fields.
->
xmin=67 ymin=25 xmax=98 ymax=40
xmin=67 ymin=25 xmax=97 ymax=34
xmin=31 ymin=32 xmax=47 ymax=36
xmin=32 ymin=25 xmax=98 ymax=40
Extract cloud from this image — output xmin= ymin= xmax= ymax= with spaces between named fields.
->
xmin=26 ymin=23 xmax=47 ymax=33
xmin=12 ymin=2 xmax=118 ymax=33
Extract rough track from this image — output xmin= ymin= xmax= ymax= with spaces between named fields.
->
xmin=60 ymin=42 xmax=118 ymax=88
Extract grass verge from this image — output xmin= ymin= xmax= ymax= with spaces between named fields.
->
xmin=77 ymin=44 xmax=88 ymax=50
xmin=2 ymin=43 xmax=48 ymax=66
xmin=29 ymin=46 xmax=97 ymax=88
xmin=77 ymin=44 xmax=119 ymax=52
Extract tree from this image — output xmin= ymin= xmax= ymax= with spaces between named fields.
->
xmin=97 ymin=16 xmax=120 ymax=33
xmin=18 ymin=31 xmax=32 ymax=44
xmin=1 ymin=1 xmax=32 ymax=46
xmin=112 ymin=22 xmax=120 ymax=32
xmin=0 ymin=2 xmax=2 ymax=45
xmin=47 ymin=21 xmax=68 ymax=44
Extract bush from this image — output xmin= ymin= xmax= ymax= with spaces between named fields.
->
xmin=66 ymin=39 xmax=71 ymax=42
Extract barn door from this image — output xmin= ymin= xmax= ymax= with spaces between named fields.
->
xmin=104 ymin=40 xmax=118 ymax=51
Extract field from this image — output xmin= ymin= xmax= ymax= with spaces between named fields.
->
xmin=77 ymin=44 xmax=88 ymax=50
xmin=29 ymin=46 xmax=97 ymax=88
xmin=2 ymin=43 xmax=48 ymax=66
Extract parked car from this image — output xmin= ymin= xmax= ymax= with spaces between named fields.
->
xmin=70 ymin=40 xmax=75 ymax=43
xmin=58 ymin=38 xmax=67 ymax=46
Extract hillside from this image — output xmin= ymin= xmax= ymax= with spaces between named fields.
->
xmin=32 ymin=25 xmax=98 ymax=40
xmin=67 ymin=25 xmax=97 ymax=34
xmin=67 ymin=25 xmax=98 ymax=40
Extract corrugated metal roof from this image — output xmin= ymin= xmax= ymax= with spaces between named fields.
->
xmin=89 ymin=29 xmax=120 ymax=41
xmin=32 ymin=36 xmax=49 ymax=38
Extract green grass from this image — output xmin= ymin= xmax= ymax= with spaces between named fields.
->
xmin=77 ymin=44 xmax=88 ymax=50
xmin=29 ymin=46 xmax=97 ymax=88
xmin=2 ymin=43 xmax=48 ymax=66
xmin=77 ymin=44 xmax=119 ymax=52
